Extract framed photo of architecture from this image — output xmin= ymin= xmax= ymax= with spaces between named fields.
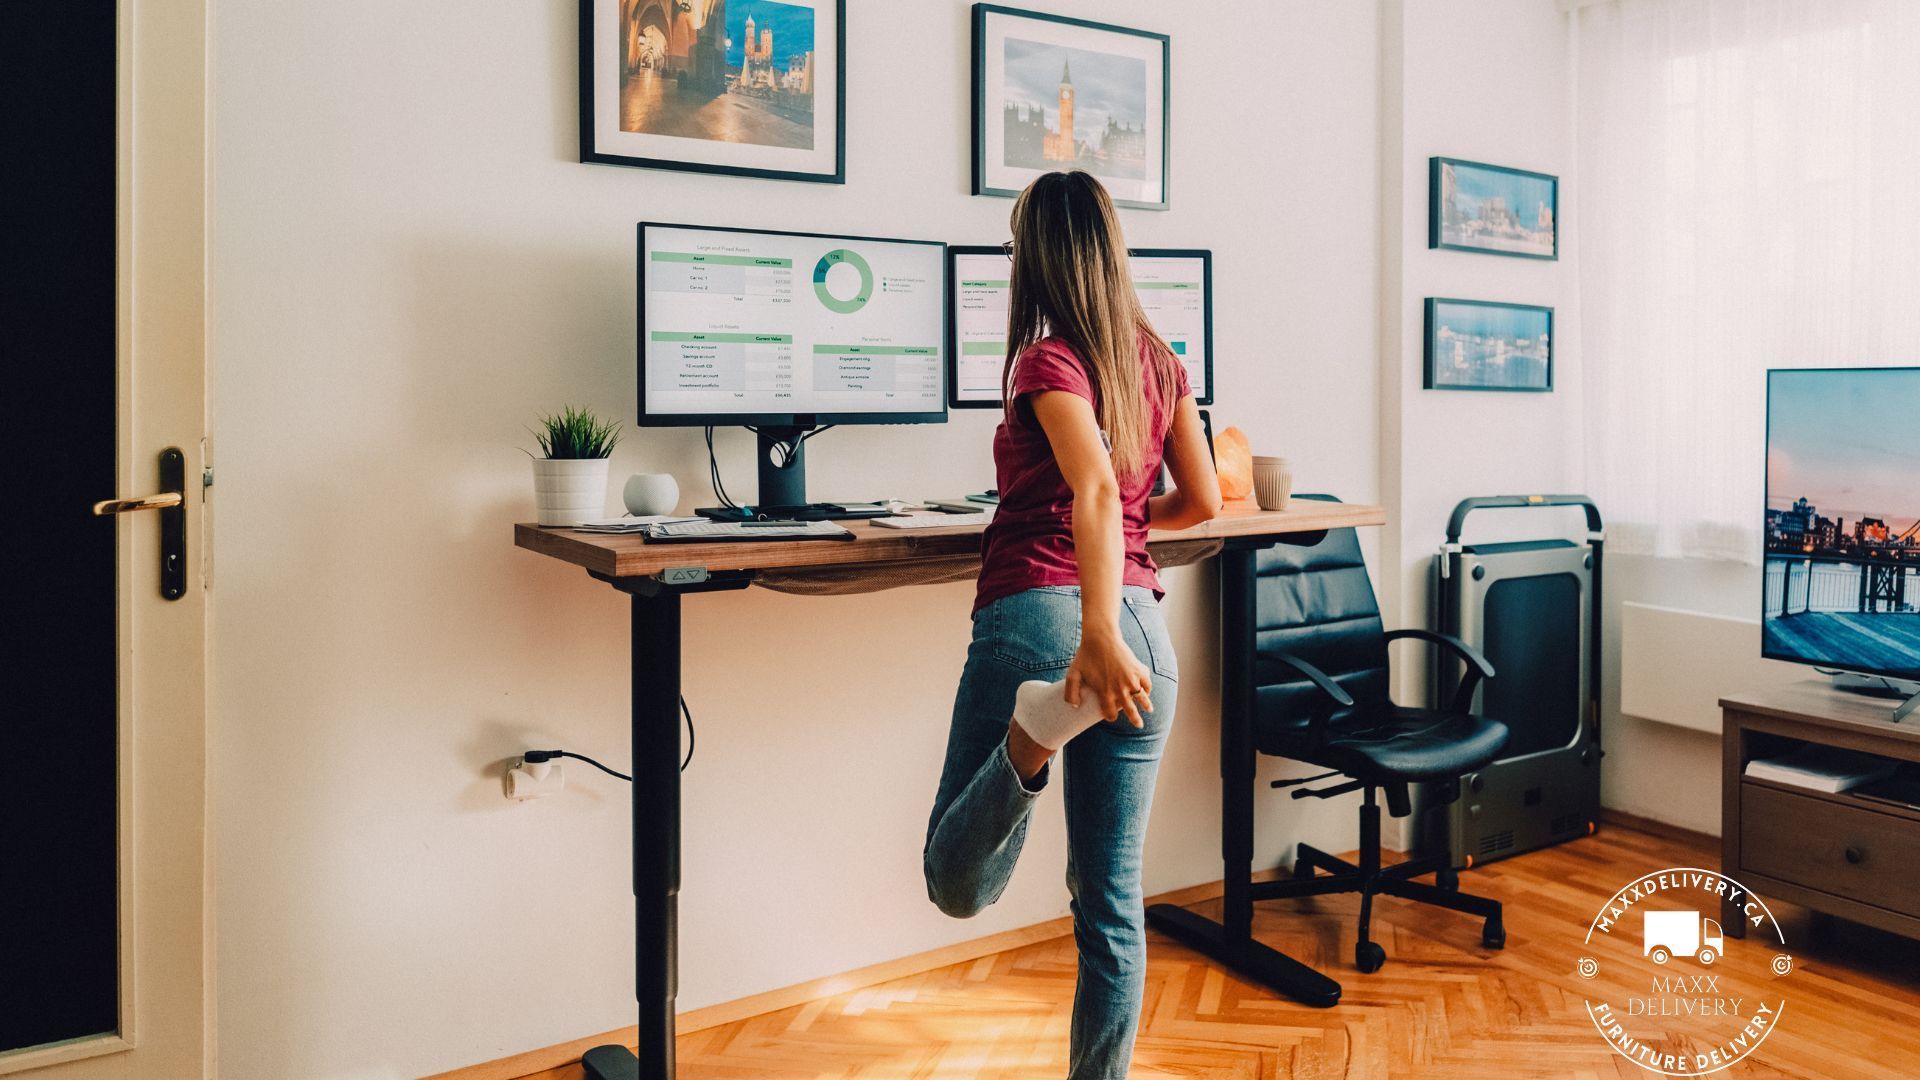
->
xmin=972 ymin=4 xmax=1169 ymax=210
xmin=1424 ymin=298 xmax=1554 ymax=392
xmin=1429 ymin=157 xmax=1557 ymax=259
xmin=580 ymin=0 xmax=845 ymax=184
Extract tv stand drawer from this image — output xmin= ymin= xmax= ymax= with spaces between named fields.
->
xmin=1740 ymin=782 xmax=1920 ymax=919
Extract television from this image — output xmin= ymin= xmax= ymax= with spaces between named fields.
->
xmin=1762 ymin=367 xmax=1920 ymax=688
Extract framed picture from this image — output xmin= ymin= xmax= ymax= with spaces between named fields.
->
xmin=972 ymin=4 xmax=1169 ymax=210
xmin=1429 ymin=157 xmax=1557 ymax=259
xmin=579 ymin=0 xmax=845 ymax=184
xmin=1424 ymin=298 xmax=1554 ymax=392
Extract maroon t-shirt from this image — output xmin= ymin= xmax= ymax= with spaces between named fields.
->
xmin=974 ymin=335 xmax=1191 ymax=613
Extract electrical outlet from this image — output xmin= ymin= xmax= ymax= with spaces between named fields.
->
xmin=506 ymin=758 xmax=565 ymax=801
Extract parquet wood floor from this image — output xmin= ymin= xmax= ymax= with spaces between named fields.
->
xmin=511 ymin=823 xmax=1920 ymax=1079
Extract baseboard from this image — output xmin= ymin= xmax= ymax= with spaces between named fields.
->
xmin=1600 ymin=807 xmax=1719 ymax=851
xmin=426 ymin=870 xmax=1283 ymax=1080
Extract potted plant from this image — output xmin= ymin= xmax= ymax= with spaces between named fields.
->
xmin=528 ymin=406 xmax=620 ymax=526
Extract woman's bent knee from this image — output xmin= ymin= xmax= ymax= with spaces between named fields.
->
xmin=924 ymin=858 xmax=990 ymax=919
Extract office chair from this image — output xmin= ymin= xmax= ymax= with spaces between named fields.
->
xmin=1147 ymin=496 xmax=1509 ymax=1003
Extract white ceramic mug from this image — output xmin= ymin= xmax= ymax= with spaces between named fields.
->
xmin=623 ymin=473 xmax=680 ymax=517
xmin=1252 ymin=456 xmax=1293 ymax=511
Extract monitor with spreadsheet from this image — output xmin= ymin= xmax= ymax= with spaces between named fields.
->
xmin=946 ymin=246 xmax=1213 ymax=408
xmin=639 ymin=223 xmax=948 ymax=427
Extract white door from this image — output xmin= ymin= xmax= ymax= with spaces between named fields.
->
xmin=1 ymin=0 xmax=211 ymax=1074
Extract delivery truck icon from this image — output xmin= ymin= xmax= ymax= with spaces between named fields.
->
xmin=1643 ymin=909 xmax=1725 ymax=965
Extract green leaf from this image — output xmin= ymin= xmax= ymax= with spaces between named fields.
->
xmin=530 ymin=405 xmax=621 ymax=459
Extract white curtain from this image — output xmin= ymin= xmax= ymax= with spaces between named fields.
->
xmin=1576 ymin=0 xmax=1920 ymax=561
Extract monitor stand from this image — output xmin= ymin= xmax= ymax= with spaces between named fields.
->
xmin=694 ymin=425 xmax=890 ymax=523
xmin=1831 ymin=671 xmax=1920 ymax=723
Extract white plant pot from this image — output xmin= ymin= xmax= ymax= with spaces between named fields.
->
xmin=531 ymin=457 xmax=611 ymax=526
xmin=623 ymin=473 xmax=681 ymax=517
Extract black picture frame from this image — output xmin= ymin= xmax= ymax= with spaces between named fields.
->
xmin=579 ymin=0 xmax=846 ymax=184
xmin=1423 ymin=298 xmax=1554 ymax=392
xmin=1429 ymin=157 xmax=1558 ymax=260
xmin=971 ymin=4 xmax=1170 ymax=211
xmin=637 ymin=221 xmax=949 ymax=429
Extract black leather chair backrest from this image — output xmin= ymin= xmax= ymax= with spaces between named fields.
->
xmin=1251 ymin=496 xmax=1391 ymax=743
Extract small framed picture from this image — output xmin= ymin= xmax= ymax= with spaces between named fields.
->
xmin=1424 ymin=298 xmax=1554 ymax=392
xmin=579 ymin=0 xmax=845 ymax=184
xmin=1429 ymin=157 xmax=1557 ymax=259
xmin=972 ymin=4 xmax=1169 ymax=210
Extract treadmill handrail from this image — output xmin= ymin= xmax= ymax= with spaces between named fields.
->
xmin=1445 ymin=495 xmax=1602 ymax=543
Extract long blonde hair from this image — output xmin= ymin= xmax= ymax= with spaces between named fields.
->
xmin=1002 ymin=171 xmax=1180 ymax=481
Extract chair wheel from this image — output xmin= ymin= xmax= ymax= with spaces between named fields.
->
xmin=1436 ymin=866 xmax=1459 ymax=892
xmin=1482 ymin=918 xmax=1506 ymax=950
xmin=1355 ymin=940 xmax=1386 ymax=973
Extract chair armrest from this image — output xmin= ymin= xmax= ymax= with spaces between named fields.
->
xmin=1255 ymin=650 xmax=1356 ymax=708
xmin=1384 ymin=628 xmax=1494 ymax=714
xmin=1255 ymin=649 xmax=1354 ymax=743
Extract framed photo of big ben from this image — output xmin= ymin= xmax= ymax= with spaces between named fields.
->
xmin=972 ymin=5 xmax=1170 ymax=210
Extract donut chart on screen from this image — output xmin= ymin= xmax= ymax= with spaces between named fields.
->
xmin=813 ymin=248 xmax=874 ymax=314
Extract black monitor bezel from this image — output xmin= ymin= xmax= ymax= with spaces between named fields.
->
xmin=1760 ymin=364 xmax=1920 ymax=681
xmin=944 ymin=245 xmax=1215 ymax=409
xmin=638 ymin=221 xmax=949 ymax=428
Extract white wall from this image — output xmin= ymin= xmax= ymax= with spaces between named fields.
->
xmin=1598 ymin=555 xmax=1761 ymax=835
xmin=207 ymin=1 xmax=1383 ymax=1075
xmin=1377 ymin=0 xmax=1584 ymax=669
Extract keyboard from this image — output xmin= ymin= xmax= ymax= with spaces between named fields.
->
xmin=643 ymin=519 xmax=856 ymax=543
xmin=870 ymin=511 xmax=993 ymax=530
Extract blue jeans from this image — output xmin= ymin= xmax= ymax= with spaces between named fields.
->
xmin=923 ymin=585 xmax=1179 ymax=1080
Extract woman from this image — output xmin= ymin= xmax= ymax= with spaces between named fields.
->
xmin=922 ymin=170 xmax=1223 ymax=1078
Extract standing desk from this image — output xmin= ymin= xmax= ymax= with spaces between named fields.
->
xmin=512 ymin=500 xmax=1386 ymax=1080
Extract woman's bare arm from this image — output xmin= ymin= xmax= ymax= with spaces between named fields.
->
xmin=1148 ymin=395 xmax=1223 ymax=531
xmin=1030 ymin=390 xmax=1155 ymax=726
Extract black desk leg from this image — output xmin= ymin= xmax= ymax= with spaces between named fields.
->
xmin=583 ymin=589 xmax=682 ymax=1080
xmin=1145 ymin=546 xmax=1342 ymax=1008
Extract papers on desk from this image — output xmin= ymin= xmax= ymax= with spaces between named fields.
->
xmin=572 ymin=515 xmax=699 ymax=534
xmin=1744 ymin=745 xmax=1899 ymax=794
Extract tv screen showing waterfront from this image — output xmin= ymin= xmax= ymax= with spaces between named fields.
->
xmin=1762 ymin=367 xmax=1920 ymax=679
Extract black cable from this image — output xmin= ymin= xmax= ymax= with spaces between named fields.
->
xmin=705 ymin=426 xmax=739 ymax=510
xmin=524 ymin=749 xmax=631 ymax=781
xmin=681 ymin=694 xmax=695 ymax=770
xmin=523 ymin=696 xmax=696 ymax=778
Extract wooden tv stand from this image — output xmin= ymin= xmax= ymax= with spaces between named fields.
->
xmin=1721 ymin=683 xmax=1920 ymax=941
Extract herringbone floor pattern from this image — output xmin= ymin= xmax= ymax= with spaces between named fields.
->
xmin=520 ymin=824 xmax=1920 ymax=1079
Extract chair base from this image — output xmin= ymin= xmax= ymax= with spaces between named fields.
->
xmin=1264 ymin=840 xmax=1507 ymax=963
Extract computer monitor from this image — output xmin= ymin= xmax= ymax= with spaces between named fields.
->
xmin=1762 ymin=366 xmax=1920 ymax=689
xmin=947 ymin=246 xmax=1213 ymax=408
xmin=639 ymin=222 xmax=947 ymax=515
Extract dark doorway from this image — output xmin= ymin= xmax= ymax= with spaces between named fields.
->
xmin=1 ymin=0 xmax=122 ymax=1052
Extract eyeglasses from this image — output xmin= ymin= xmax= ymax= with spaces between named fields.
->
xmin=1001 ymin=240 xmax=1014 ymax=258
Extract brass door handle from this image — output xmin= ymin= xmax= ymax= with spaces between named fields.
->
xmin=94 ymin=448 xmax=189 ymax=600
xmin=93 ymin=491 xmax=184 ymax=515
